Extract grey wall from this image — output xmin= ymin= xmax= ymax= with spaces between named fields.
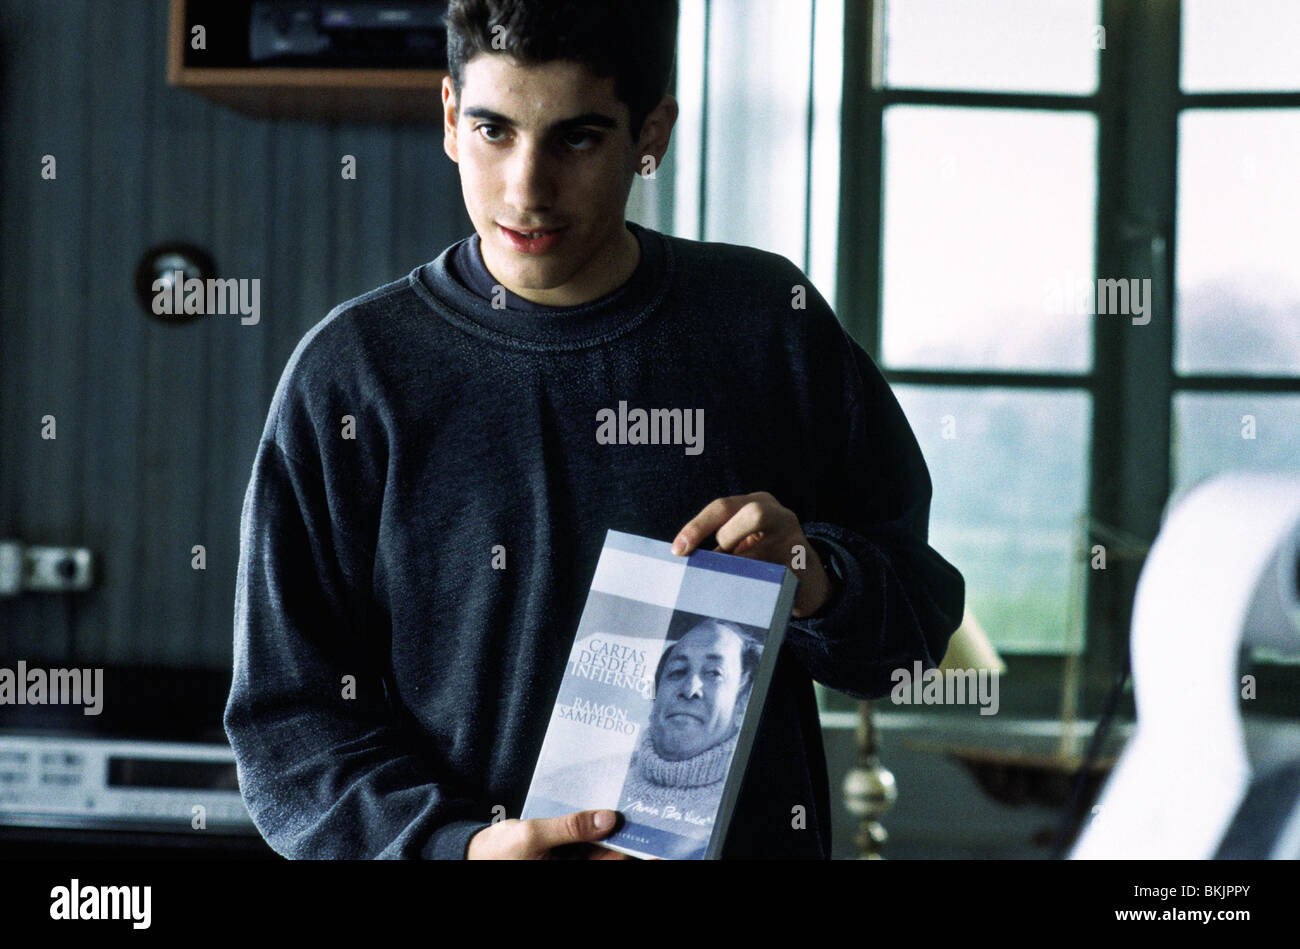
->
xmin=0 ymin=0 xmax=471 ymax=667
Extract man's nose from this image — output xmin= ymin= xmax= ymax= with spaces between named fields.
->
xmin=503 ymin=140 xmax=557 ymax=213
xmin=680 ymin=675 xmax=704 ymax=699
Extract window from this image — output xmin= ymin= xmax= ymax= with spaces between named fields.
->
xmin=865 ymin=0 xmax=1104 ymax=671
xmin=664 ymin=0 xmax=843 ymax=301
xmin=836 ymin=0 xmax=1300 ymax=715
xmin=881 ymin=106 xmax=1097 ymax=373
xmin=659 ymin=1 xmax=1300 ymax=716
xmin=1172 ymin=4 xmax=1300 ymax=683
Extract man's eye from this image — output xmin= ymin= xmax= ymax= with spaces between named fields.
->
xmin=706 ymin=670 xmax=723 ymax=678
xmin=563 ymin=130 xmax=601 ymax=150
xmin=477 ymin=124 xmax=505 ymax=142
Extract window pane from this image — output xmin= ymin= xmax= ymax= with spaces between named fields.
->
xmin=881 ymin=107 xmax=1096 ymax=372
xmin=701 ymin=0 xmax=813 ymax=267
xmin=1175 ymin=111 xmax=1300 ymax=376
xmin=1172 ymin=394 xmax=1300 ymax=494
xmin=895 ymin=386 xmax=1092 ymax=655
xmin=883 ymin=0 xmax=1101 ymax=94
xmin=1182 ymin=0 xmax=1300 ymax=92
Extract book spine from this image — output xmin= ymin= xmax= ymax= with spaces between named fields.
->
xmin=705 ymin=566 xmax=800 ymax=859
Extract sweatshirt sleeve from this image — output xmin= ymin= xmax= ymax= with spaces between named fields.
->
xmin=784 ymin=322 xmax=966 ymax=701
xmin=224 ymin=435 xmax=490 ymax=859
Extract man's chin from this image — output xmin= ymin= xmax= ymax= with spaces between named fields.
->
xmin=657 ymin=734 xmax=719 ymax=761
xmin=497 ymin=260 xmax=559 ymax=281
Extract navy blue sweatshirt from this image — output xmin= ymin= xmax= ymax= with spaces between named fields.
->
xmin=224 ymin=221 xmax=965 ymax=859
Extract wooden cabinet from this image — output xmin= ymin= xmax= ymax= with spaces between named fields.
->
xmin=167 ymin=0 xmax=448 ymax=123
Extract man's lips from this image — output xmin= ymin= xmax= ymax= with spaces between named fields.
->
xmin=497 ymin=224 xmax=569 ymax=254
xmin=667 ymin=711 xmax=704 ymax=723
xmin=500 ymin=224 xmax=566 ymax=237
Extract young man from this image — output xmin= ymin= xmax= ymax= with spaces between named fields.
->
xmin=225 ymin=0 xmax=965 ymax=860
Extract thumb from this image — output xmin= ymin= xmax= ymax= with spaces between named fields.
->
xmin=531 ymin=810 xmax=619 ymax=850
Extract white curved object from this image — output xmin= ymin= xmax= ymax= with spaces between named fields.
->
xmin=1072 ymin=471 xmax=1300 ymax=859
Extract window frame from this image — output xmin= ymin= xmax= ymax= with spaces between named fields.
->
xmin=832 ymin=0 xmax=1300 ymax=718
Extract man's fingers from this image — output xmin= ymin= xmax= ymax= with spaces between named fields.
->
xmin=675 ymin=492 xmax=777 ymax=555
xmin=715 ymin=501 xmax=779 ymax=552
xmin=732 ymin=530 xmax=786 ymax=560
xmin=528 ymin=810 xmax=619 ymax=852
xmin=713 ymin=531 xmax=764 ymax=554
xmin=673 ymin=496 xmax=744 ymax=554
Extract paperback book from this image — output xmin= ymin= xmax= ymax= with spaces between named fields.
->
xmin=521 ymin=528 xmax=799 ymax=859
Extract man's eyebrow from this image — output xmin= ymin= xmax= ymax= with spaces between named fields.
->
xmin=461 ymin=107 xmax=619 ymax=133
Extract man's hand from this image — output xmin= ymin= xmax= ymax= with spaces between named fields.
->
xmin=672 ymin=491 xmax=834 ymax=619
xmin=465 ymin=810 xmax=634 ymax=860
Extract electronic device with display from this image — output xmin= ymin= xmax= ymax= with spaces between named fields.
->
xmin=0 ymin=734 xmax=255 ymax=833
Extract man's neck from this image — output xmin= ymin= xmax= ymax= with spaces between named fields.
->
xmin=637 ymin=726 xmax=740 ymax=788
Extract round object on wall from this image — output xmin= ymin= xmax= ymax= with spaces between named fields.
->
xmin=135 ymin=243 xmax=217 ymax=322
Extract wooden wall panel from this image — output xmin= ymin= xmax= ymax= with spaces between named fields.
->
xmin=77 ymin=0 xmax=155 ymax=664
xmin=1 ymin=0 xmax=473 ymax=669
xmin=203 ymin=103 xmax=273 ymax=668
xmin=139 ymin=0 xmax=214 ymax=665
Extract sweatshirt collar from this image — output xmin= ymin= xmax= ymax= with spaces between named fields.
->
xmin=410 ymin=220 xmax=670 ymax=351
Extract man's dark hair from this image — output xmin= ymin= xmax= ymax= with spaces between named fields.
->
xmin=445 ymin=0 xmax=679 ymax=142
xmin=653 ymin=619 xmax=762 ymax=698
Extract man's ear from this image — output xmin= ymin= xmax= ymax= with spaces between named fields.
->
xmin=442 ymin=76 xmax=460 ymax=164
xmin=634 ymin=94 xmax=679 ymax=178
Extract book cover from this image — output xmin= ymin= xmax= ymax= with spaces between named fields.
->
xmin=520 ymin=528 xmax=800 ymax=860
